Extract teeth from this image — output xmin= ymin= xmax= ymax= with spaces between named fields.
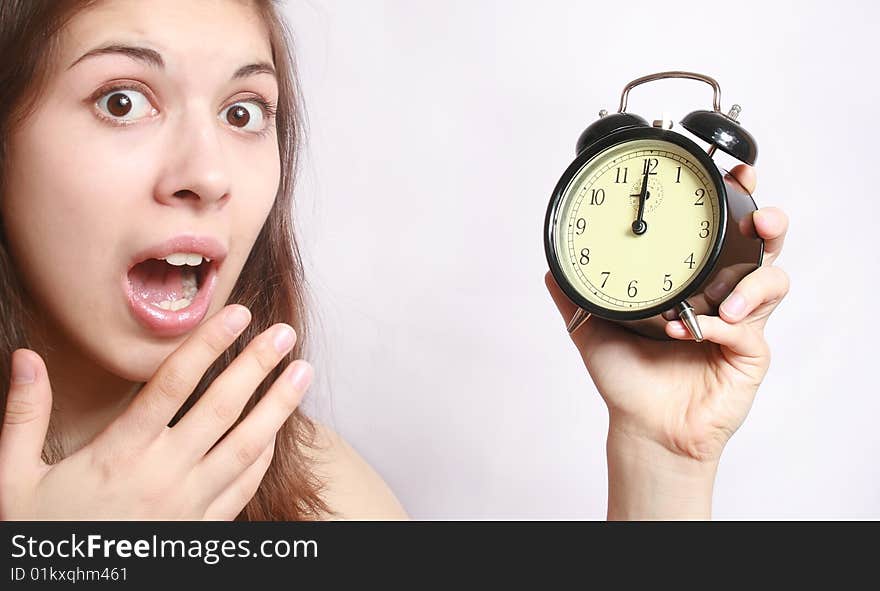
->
xmin=155 ymin=297 xmax=192 ymax=311
xmin=181 ymin=267 xmax=198 ymax=299
xmin=161 ymin=252 xmax=205 ymax=266
xmin=171 ymin=298 xmax=191 ymax=311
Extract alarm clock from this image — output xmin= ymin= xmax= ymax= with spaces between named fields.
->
xmin=544 ymin=71 xmax=764 ymax=342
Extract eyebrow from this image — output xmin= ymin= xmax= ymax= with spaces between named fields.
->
xmin=66 ymin=43 xmax=276 ymax=81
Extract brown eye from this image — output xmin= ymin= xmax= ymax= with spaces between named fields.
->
xmin=96 ymin=88 xmax=153 ymax=122
xmin=227 ymin=105 xmax=249 ymax=127
xmin=221 ymin=102 xmax=264 ymax=132
xmin=107 ymin=93 xmax=132 ymax=116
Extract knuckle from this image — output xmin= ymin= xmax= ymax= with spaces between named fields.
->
xmin=776 ymin=268 xmax=791 ymax=296
xmin=3 ymin=391 xmax=40 ymax=426
xmin=196 ymin=328 xmax=229 ymax=358
xmin=760 ymin=267 xmax=790 ymax=300
xmin=154 ymin=364 xmax=190 ymax=405
xmin=235 ymin=440 xmax=265 ymax=469
xmin=87 ymin=448 xmax=122 ymax=485
xmin=211 ymin=399 xmax=240 ymax=425
xmin=251 ymin=338 xmax=281 ymax=374
xmin=747 ymin=265 xmax=777 ymax=294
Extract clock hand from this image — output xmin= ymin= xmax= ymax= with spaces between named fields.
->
xmin=630 ymin=170 xmax=650 ymax=235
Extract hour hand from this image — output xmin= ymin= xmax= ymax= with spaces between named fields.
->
xmin=631 ymin=172 xmax=649 ymax=235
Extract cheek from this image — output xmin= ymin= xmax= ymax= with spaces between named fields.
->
xmin=3 ymin=116 xmax=152 ymax=379
xmin=4 ymin=113 xmax=132 ymax=305
xmin=226 ymin=142 xmax=281 ymax=266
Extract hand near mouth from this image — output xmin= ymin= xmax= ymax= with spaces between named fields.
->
xmin=0 ymin=305 xmax=313 ymax=520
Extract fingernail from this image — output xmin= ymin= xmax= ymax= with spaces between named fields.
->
xmin=12 ymin=351 xmax=36 ymax=384
xmin=273 ymin=325 xmax=296 ymax=353
xmin=288 ymin=362 xmax=313 ymax=390
xmin=224 ymin=306 xmax=251 ymax=334
xmin=721 ymin=293 xmax=745 ymax=318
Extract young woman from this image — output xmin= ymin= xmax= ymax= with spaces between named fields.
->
xmin=0 ymin=0 xmax=790 ymax=520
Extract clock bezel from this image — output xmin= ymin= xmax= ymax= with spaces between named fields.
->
xmin=544 ymin=126 xmax=728 ymax=321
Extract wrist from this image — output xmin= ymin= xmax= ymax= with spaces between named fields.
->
xmin=606 ymin=424 xmax=719 ymax=520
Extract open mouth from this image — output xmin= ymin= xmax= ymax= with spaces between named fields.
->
xmin=123 ymin=236 xmax=226 ymax=337
xmin=127 ymin=253 xmax=212 ymax=312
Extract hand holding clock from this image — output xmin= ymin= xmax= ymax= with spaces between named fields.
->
xmin=545 ymin=165 xmax=789 ymax=519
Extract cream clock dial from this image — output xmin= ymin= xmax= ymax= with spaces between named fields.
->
xmin=554 ymin=139 xmax=720 ymax=313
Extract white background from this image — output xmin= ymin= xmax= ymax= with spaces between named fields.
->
xmin=284 ymin=0 xmax=880 ymax=518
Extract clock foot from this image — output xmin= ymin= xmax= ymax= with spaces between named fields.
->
xmin=566 ymin=308 xmax=592 ymax=334
xmin=676 ymin=300 xmax=703 ymax=342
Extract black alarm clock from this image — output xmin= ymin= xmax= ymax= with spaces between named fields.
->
xmin=544 ymin=71 xmax=764 ymax=341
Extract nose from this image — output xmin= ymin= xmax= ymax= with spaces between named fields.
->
xmin=153 ymin=108 xmax=232 ymax=209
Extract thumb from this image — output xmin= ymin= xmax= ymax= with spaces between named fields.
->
xmin=0 ymin=349 xmax=52 ymax=474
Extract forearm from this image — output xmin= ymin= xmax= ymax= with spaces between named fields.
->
xmin=606 ymin=427 xmax=719 ymax=520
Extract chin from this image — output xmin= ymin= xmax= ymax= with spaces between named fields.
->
xmin=98 ymin=339 xmax=177 ymax=384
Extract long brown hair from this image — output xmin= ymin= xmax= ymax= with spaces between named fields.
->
xmin=0 ymin=0 xmax=330 ymax=520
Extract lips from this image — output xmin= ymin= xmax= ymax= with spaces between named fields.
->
xmin=123 ymin=235 xmax=228 ymax=338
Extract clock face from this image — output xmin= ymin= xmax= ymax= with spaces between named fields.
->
xmin=551 ymin=137 xmax=722 ymax=315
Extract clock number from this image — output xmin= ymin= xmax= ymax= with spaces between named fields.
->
xmin=600 ymin=271 xmax=610 ymax=288
xmin=627 ymin=280 xmax=638 ymax=298
xmin=675 ymin=166 xmax=682 ymax=183
xmin=663 ymin=274 xmax=673 ymax=292
xmin=694 ymin=188 xmax=705 ymax=206
xmin=615 ymin=167 xmax=629 ymax=184
xmin=575 ymin=218 xmax=587 ymax=235
xmin=642 ymin=158 xmax=658 ymax=175
xmin=589 ymin=188 xmax=605 ymax=206
xmin=684 ymin=252 xmax=696 ymax=270
xmin=579 ymin=248 xmax=590 ymax=265
xmin=699 ymin=220 xmax=710 ymax=239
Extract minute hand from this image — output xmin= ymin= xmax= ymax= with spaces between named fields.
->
xmin=630 ymin=171 xmax=649 ymax=235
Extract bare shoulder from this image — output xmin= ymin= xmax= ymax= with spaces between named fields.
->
xmin=302 ymin=421 xmax=409 ymax=520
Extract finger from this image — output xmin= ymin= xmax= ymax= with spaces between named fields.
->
xmin=753 ymin=206 xmax=789 ymax=266
xmin=172 ymin=323 xmax=298 ymax=461
xmin=0 ymin=350 xmax=51 ymax=478
xmin=680 ymin=263 xmax=756 ymax=320
xmin=728 ymin=164 xmax=756 ymax=194
xmin=203 ymin=435 xmax=276 ymax=521
xmin=195 ymin=360 xmax=312 ymax=509
xmin=665 ymin=315 xmax=768 ymax=366
xmin=717 ymin=265 xmax=790 ymax=326
xmin=113 ymin=305 xmax=252 ymax=448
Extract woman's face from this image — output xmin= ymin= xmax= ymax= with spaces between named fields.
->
xmin=2 ymin=0 xmax=281 ymax=381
